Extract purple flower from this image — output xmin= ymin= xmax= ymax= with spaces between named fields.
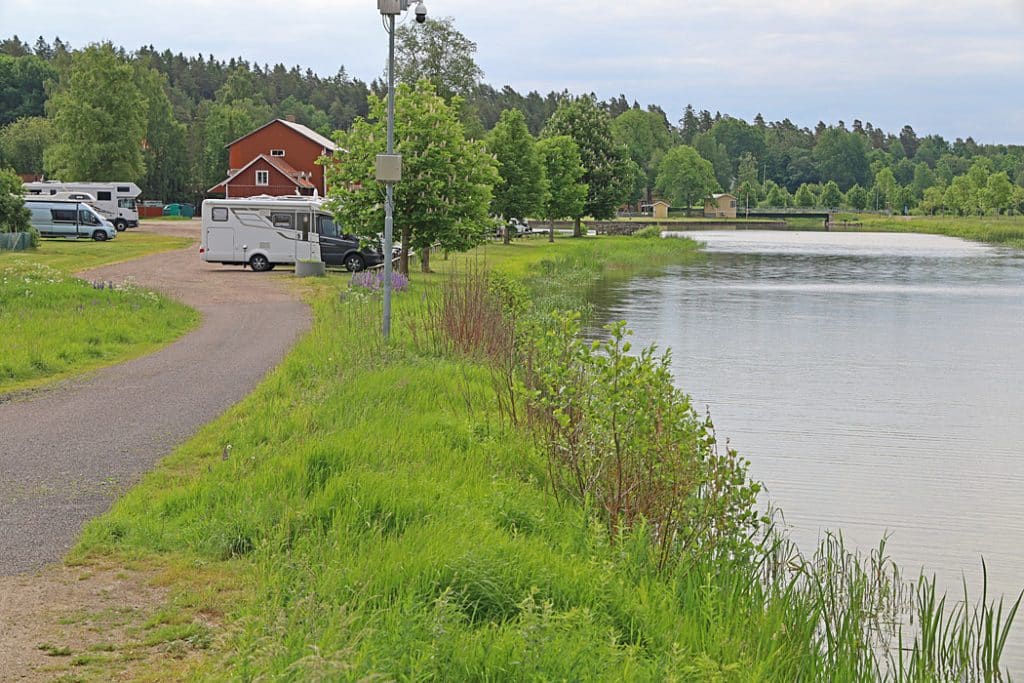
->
xmin=351 ymin=270 xmax=410 ymax=292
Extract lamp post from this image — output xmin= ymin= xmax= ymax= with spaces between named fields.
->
xmin=377 ymin=0 xmax=426 ymax=339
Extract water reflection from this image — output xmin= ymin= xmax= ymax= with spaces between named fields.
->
xmin=590 ymin=231 xmax=1024 ymax=667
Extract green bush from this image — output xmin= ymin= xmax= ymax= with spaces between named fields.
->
xmin=632 ymin=225 xmax=663 ymax=239
xmin=0 ymin=167 xmax=30 ymax=234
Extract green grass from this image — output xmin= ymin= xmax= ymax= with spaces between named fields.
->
xmin=833 ymin=214 xmax=1024 ymax=249
xmin=0 ymin=230 xmax=194 ymax=272
xmin=68 ymin=235 xmax=1018 ymax=680
xmin=0 ymin=261 xmax=200 ymax=395
xmin=0 ymin=228 xmax=199 ymax=394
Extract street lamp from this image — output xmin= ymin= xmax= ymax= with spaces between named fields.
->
xmin=376 ymin=0 xmax=427 ymax=339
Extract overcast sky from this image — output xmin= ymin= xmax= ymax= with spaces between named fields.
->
xmin=2 ymin=0 xmax=1023 ymax=143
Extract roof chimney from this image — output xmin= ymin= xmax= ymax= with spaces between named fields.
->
xmin=286 ymin=115 xmax=296 ymax=123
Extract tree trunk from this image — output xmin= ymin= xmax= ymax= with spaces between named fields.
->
xmin=548 ymin=217 xmax=555 ymax=243
xmin=573 ymin=216 xmax=582 ymax=238
xmin=503 ymin=219 xmax=511 ymax=246
xmin=400 ymin=225 xmax=411 ymax=275
xmin=420 ymin=245 xmax=431 ymax=273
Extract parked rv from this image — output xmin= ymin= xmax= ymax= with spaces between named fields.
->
xmin=23 ymin=181 xmax=141 ymax=231
xmin=200 ymin=196 xmax=385 ymax=272
xmin=24 ymin=198 xmax=118 ymax=241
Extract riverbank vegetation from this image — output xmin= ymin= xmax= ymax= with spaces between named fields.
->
xmin=832 ymin=214 xmax=1024 ymax=249
xmin=60 ymin=236 xmax=1018 ymax=681
xmin=0 ymin=232 xmax=197 ymax=394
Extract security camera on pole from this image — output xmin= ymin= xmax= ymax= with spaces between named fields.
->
xmin=377 ymin=0 xmax=427 ymax=339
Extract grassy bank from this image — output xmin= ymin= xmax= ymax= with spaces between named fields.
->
xmin=61 ymin=236 xmax=1016 ymax=680
xmin=0 ymin=232 xmax=198 ymax=395
xmin=833 ymin=214 xmax=1024 ymax=249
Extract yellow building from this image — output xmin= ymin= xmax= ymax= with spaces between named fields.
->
xmin=651 ymin=200 xmax=670 ymax=219
xmin=704 ymin=193 xmax=738 ymax=218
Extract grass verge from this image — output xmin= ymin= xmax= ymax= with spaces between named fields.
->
xmin=0 ymin=232 xmax=199 ymax=395
xmin=66 ymin=235 xmax=1018 ymax=680
xmin=833 ymin=214 xmax=1024 ymax=249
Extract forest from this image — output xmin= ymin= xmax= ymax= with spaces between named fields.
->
xmin=1 ymin=31 xmax=1023 ymax=216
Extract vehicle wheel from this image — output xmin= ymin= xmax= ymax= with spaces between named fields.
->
xmin=344 ymin=253 xmax=366 ymax=272
xmin=113 ymin=219 xmax=128 ymax=232
xmin=92 ymin=230 xmax=108 ymax=242
xmin=249 ymin=254 xmax=272 ymax=272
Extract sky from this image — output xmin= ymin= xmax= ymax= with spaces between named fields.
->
xmin=2 ymin=0 xmax=1023 ymax=144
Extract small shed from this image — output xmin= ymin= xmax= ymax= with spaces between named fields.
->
xmin=704 ymin=193 xmax=738 ymax=218
xmin=651 ymin=200 xmax=670 ymax=219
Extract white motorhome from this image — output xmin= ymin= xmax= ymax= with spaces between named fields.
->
xmin=23 ymin=198 xmax=118 ymax=241
xmin=200 ymin=196 xmax=384 ymax=272
xmin=23 ymin=181 xmax=142 ymax=231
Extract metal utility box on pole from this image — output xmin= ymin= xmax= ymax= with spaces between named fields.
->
xmin=377 ymin=0 xmax=425 ymax=339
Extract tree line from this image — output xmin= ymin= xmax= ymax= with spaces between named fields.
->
xmin=1 ymin=28 xmax=1023 ymax=218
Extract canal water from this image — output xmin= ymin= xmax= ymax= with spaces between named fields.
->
xmin=590 ymin=230 xmax=1024 ymax=667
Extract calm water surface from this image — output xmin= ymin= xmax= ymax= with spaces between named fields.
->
xmin=591 ymin=231 xmax=1024 ymax=665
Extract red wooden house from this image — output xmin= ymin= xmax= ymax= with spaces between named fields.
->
xmin=208 ymin=118 xmax=339 ymax=198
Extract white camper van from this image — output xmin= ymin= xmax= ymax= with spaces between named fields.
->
xmin=200 ymin=197 xmax=384 ymax=272
xmin=24 ymin=198 xmax=118 ymax=241
xmin=23 ymin=181 xmax=141 ymax=231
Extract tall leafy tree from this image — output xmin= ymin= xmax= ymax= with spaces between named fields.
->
xmin=611 ymin=108 xmax=672 ymax=203
xmin=394 ymin=17 xmax=483 ymax=101
xmin=0 ymin=117 xmax=52 ymax=176
xmin=325 ymin=81 xmax=498 ymax=274
xmin=45 ymin=44 xmax=148 ymax=181
xmin=654 ymin=145 xmax=719 ymax=210
xmin=535 ymin=135 xmax=587 ymax=243
xmin=812 ymin=127 xmax=870 ymax=191
xmin=710 ymin=117 xmax=766 ymax=177
xmin=136 ymin=65 xmax=188 ymax=200
xmin=486 ymin=109 xmax=546 ymax=244
xmin=543 ymin=96 xmax=633 ymax=235
xmin=692 ymin=132 xmax=731 ymax=189
xmin=199 ymin=98 xmax=270 ymax=190
xmin=0 ymin=54 xmax=57 ymax=126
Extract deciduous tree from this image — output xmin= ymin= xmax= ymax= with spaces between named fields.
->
xmin=394 ymin=17 xmax=483 ymax=101
xmin=325 ymin=81 xmax=498 ymax=274
xmin=0 ymin=54 xmax=57 ymax=126
xmin=44 ymin=44 xmax=148 ymax=181
xmin=543 ymin=96 xmax=633 ymax=235
xmin=0 ymin=117 xmax=52 ymax=176
xmin=486 ymin=109 xmax=546 ymax=244
xmin=536 ymin=135 xmax=587 ymax=242
xmin=654 ymin=145 xmax=719 ymax=210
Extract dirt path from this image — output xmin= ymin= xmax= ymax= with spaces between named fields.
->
xmin=0 ymin=221 xmax=310 ymax=678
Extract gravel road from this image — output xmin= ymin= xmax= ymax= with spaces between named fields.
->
xmin=0 ymin=221 xmax=310 ymax=574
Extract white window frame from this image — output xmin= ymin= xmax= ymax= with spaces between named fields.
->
xmin=255 ymin=170 xmax=270 ymax=186
xmin=270 ymin=149 xmax=286 ymax=157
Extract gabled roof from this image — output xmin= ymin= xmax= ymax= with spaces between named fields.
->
xmin=208 ymin=154 xmax=317 ymax=193
xmin=225 ymin=118 xmax=339 ymax=152
xmin=710 ymin=193 xmax=737 ymax=200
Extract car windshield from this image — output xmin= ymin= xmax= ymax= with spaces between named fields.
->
xmin=316 ymin=213 xmax=339 ymax=238
xmin=78 ymin=208 xmax=100 ymax=225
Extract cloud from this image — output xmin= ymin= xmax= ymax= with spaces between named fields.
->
xmin=1 ymin=0 xmax=1022 ymax=142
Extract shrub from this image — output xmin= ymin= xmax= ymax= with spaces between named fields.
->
xmin=522 ymin=312 xmax=763 ymax=572
xmin=0 ymin=167 xmax=30 ymax=235
xmin=633 ymin=225 xmax=663 ymax=239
